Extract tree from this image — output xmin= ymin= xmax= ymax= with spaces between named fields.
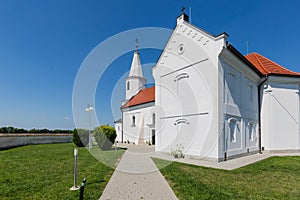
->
xmin=7 ymin=127 xmax=15 ymax=133
xmin=14 ymin=128 xmax=27 ymax=133
xmin=73 ymin=129 xmax=89 ymax=147
xmin=0 ymin=127 xmax=8 ymax=133
xmin=93 ymin=126 xmax=116 ymax=150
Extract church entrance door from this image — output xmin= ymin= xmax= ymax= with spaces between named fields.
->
xmin=151 ymin=129 xmax=155 ymax=145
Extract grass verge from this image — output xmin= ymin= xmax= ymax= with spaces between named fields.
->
xmin=0 ymin=143 xmax=125 ymax=200
xmin=153 ymin=156 xmax=300 ymax=200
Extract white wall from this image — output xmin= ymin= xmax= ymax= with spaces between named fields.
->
xmin=122 ymin=103 xmax=155 ymax=144
xmin=219 ymin=55 xmax=260 ymax=159
xmin=125 ymin=77 xmax=146 ymax=100
xmin=153 ymin=17 xmax=226 ymax=160
xmin=261 ymin=77 xmax=300 ymax=151
xmin=0 ymin=134 xmax=72 ymax=149
xmin=115 ymin=122 xmax=122 ymax=142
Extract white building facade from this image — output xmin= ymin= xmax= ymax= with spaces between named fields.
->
xmin=261 ymin=78 xmax=300 ymax=152
xmin=119 ymin=44 xmax=156 ymax=145
xmin=114 ymin=119 xmax=122 ymax=142
xmin=116 ymin=13 xmax=300 ymax=161
xmin=153 ymin=13 xmax=300 ymax=161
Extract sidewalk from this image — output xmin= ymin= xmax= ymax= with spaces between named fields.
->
xmin=151 ymin=150 xmax=300 ymax=170
xmin=100 ymin=144 xmax=300 ymax=199
xmin=99 ymin=145 xmax=178 ymax=200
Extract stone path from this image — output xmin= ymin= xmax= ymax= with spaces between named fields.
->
xmin=100 ymin=144 xmax=300 ymax=199
xmin=151 ymin=151 xmax=300 ymax=170
xmin=99 ymin=145 xmax=178 ymax=200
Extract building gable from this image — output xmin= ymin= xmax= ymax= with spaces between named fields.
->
xmin=153 ymin=14 xmax=227 ymax=77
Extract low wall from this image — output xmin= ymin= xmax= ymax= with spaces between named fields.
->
xmin=0 ymin=134 xmax=73 ymax=150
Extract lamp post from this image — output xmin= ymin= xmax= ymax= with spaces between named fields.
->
xmin=70 ymin=148 xmax=79 ymax=190
xmin=85 ymin=104 xmax=94 ymax=150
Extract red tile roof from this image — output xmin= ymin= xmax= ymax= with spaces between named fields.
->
xmin=121 ymin=86 xmax=155 ymax=109
xmin=246 ymin=52 xmax=300 ymax=76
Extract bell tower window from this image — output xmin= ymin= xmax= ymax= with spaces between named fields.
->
xmin=127 ymin=81 xmax=130 ymax=91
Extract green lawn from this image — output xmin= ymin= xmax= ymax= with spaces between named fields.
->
xmin=0 ymin=143 xmax=124 ymax=200
xmin=153 ymin=156 xmax=300 ymax=200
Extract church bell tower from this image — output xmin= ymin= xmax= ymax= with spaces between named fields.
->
xmin=125 ymin=39 xmax=146 ymax=100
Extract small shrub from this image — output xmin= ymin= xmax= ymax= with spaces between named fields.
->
xmin=171 ymin=144 xmax=184 ymax=158
xmin=73 ymin=129 xmax=89 ymax=147
xmin=93 ymin=126 xmax=116 ymax=150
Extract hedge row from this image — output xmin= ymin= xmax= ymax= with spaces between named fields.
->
xmin=73 ymin=126 xmax=116 ymax=150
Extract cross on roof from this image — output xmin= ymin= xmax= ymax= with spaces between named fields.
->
xmin=136 ymin=38 xmax=138 ymax=52
xmin=181 ymin=6 xmax=185 ymax=14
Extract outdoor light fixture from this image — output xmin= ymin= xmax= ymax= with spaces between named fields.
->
xmin=70 ymin=148 xmax=79 ymax=190
xmin=85 ymin=104 xmax=94 ymax=150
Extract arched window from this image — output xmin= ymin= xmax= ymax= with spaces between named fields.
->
xmin=152 ymin=113 xmax=155 ymax=124
xmin=228 ymin=118 xmax=237 ymax=143
xmin=248 ymin=82 xmax=254 ymax=102
xmin=132 ymin=116 xmax=136 ymax=126
xmin=248 ymin=122 xmax=255 ymax=141
xmin=127 ymin=81 xmax=130 ymax=91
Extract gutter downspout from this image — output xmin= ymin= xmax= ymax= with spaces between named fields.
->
xmin=258 ymin=75 xmax=268 ymax=154
xmin=121 ymin=109 xmax=124 ymax=143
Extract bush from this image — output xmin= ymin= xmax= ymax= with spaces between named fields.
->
xmin=93 ymin=126 xmax=116 ymax=150
xmin=73 ymin=129 xmax=89 ymax=147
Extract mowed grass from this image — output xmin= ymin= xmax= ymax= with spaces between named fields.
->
xmin=153 ymin=156 xmax=300 ymax=200
xmin=0 ymin=143 xmax=125 ymax=200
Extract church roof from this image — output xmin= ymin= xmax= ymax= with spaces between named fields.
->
xmin=246 ymin=53 xmax=300 ymax=77
xmin=114 ymin=119 xmax=122 ymax=123
xmin=121 ymin=86 xmax=155 ymax=109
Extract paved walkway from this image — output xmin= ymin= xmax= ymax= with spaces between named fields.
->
xmin=100 ymin=144 xmax=300 ymax=199
xmin=151 ymin=151 xmax=300 ymax=170
xmin=99 ymin=145 xmax=178 ymax=200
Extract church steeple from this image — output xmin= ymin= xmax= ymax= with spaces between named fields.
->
xmin=125 ymin=39 xmax=146 ymax=100
xmin=129 ymin=39 xmax=144 ymax=77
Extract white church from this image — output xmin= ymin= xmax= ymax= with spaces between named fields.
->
xmin=115 ymin=12 xmax=300 ymax=161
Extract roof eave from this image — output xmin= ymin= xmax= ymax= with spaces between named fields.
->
xmin=268 ymin=73 xmax=300 ymax=78
xmin=226 ymin=43 xmax=263 ymax=77
xmin=121 ymin=100 xmax=155 ymax=110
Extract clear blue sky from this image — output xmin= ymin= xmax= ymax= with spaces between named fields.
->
xmin=1 ymin=0 xmax=300 ymax=130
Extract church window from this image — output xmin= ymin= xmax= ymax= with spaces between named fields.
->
xmin=250 ymin=85 xmax=253 ymax=102
xmin=132 ymin=116 xmax=136 ymax=126
xmin=152 ymin=113 xmax=155 ymax=124
xmin=248 ymin=122 xmax=255 ymax=141
xmin=226 ymin=70 xmax=238 ymax=105
xmin=228 ymin=118 xmax=237 ymax=143
xmin=248 ymin=83 xmax=254 ymax=102
xmin=127 ymin=81 xmax=130 ymax=91
xmin=177 ymin=44 xmax=185 ymax=54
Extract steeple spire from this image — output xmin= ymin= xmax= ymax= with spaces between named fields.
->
xmin=129 ymin=39 xmax=143 ymax=77
xmin=125 ymin=39 xmax=146 ymax=100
